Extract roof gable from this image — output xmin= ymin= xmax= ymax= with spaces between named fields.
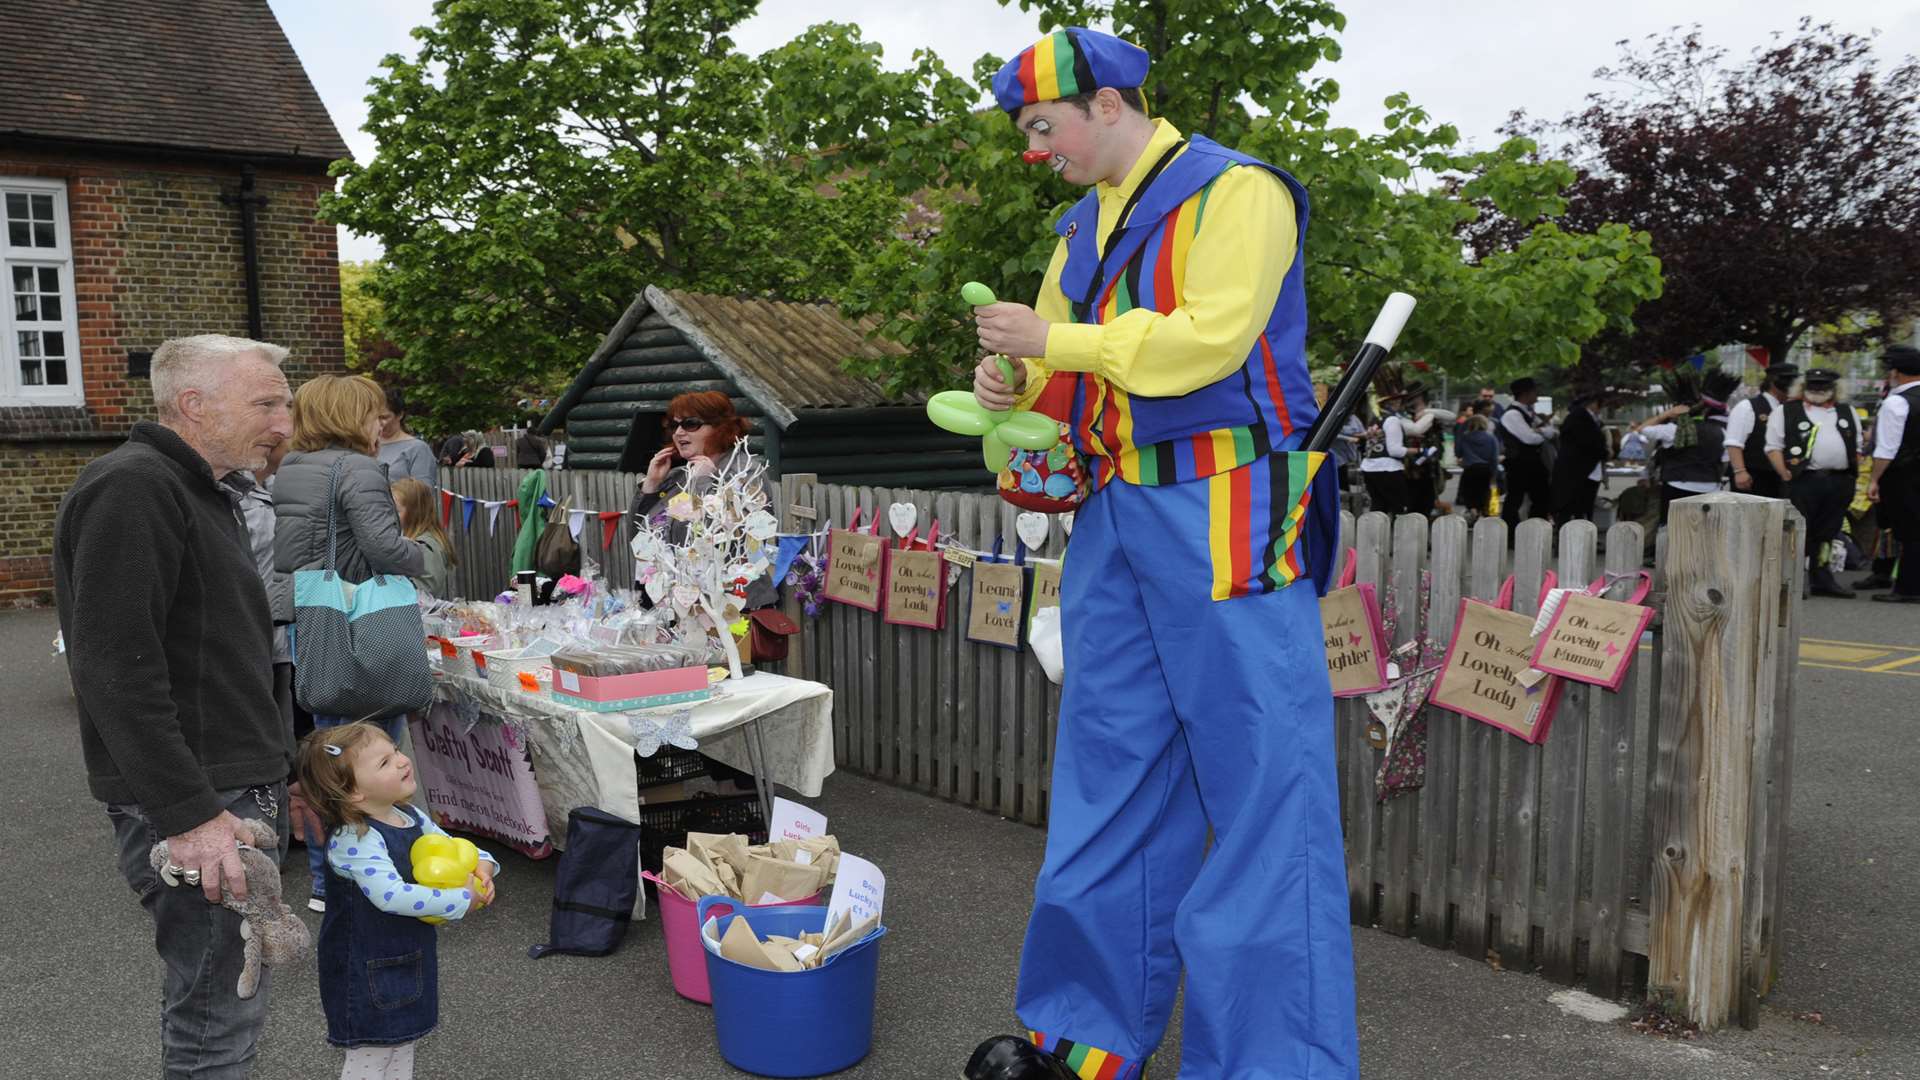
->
xmin=0 ymin=0 xmax=351 ymax=166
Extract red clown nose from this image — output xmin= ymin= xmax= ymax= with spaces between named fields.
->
xmin=1021 ymin=149 xmax=1053 ymax=165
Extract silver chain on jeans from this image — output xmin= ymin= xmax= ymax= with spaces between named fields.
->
xmin=250 ymin=785 xmax=278 ymax=819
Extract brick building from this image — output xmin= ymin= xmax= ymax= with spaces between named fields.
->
xmin=0 ymin=0 xmax=351 ymax=604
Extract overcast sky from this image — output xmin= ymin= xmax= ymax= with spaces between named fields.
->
xmin=268 ymin=0 xmax=1920 ymax=263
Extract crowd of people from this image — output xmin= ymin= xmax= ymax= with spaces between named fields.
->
xmin=1322 ymin=346 xmax=1920 ymax=604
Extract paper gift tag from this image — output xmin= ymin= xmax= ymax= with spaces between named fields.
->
xmin=967 ymin=560 xmax=1026 ymax=649
xmin=1060 ymin=511 xmax=1074 ymax=537
xmin=826 ymin=852 xmax=885 ymax=927
xmin=888 ymin=502 xmax=919 ymax=538
xmin=883 ymin=548 xmax=947 ymax=629
xmin=1320 ymin=583 xmax=1389 ymax=697
xmin=823 ymin=528 xmax=884 ymax=611
xmin=770 ymin=796 xmax=828 ymax=842
xmin=1016 ymin=511 xmax=1050 ymax=552
xmin=1027 ymin=560 xmax=1063 ymax=634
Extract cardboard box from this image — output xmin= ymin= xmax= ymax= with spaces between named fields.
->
xmin=549 ymin=662 xmax=708 ymax=702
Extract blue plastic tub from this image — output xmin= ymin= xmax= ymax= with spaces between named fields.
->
xmin=697 ymin=897 xmax=887 ymax=1077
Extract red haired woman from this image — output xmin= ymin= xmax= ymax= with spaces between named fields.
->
xmin=629 ymin=392 xmax=776 ymax=608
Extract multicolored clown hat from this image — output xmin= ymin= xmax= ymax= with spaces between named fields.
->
xmin=992 ymin=27 xmax=1151 ymax=114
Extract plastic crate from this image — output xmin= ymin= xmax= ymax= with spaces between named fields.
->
xmin=636 ymin=746 xmax=711 ymax=786
xmin=637 ymin=790 xmax=766 ymax=876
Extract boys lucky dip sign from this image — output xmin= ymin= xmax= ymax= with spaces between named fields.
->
xmin=1428 ymin=598 xmax=1563 ymax=743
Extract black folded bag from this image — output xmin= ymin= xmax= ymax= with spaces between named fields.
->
xmin=528 ymin=806 xmax=644 ymax=959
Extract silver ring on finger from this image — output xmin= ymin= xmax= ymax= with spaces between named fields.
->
xmin=162 ymin=863 xmax=184 ymax=886
xmin=182 ymin=869 xmax=202 ymax=886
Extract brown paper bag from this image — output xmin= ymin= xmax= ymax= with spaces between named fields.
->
xmin=1530 ymin=591 xmax=1653 ymax=691
xmin=1320 ymin=583 xmax=1389 ymax=697
xmin=740 ymin=852 xmax=829 ymax=905
xmin=823 ymin=527 xmax=884 ymax=611
xmin=687 ymin=832 xmax=752 ymax=878
xmin=966 ymin=561 xmax=1026 ymax=648
xmin=1428 ymin=599 xmax=1564 ymax=744
xmin=1027 ymin=560 xmax=1063 ymax=634
xmin=884 ymin=547 xmax=948 ymax=629
xmin=661 ymin=848 xmax=726 ymax=901
xmin=720 ymin=915 xmax=802 ymax=971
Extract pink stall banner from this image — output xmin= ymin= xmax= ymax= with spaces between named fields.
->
xmin=410 ymin=704 xmax=553 ymax=859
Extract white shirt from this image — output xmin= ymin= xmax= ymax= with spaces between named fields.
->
xmin=1499 ymin=406 xmax=1556 ymax=446
xmin=1640 ymin=422 xmax=1724 ymax=494
xmin=1722 ymin=391 xmax=1780 ymax=450
xmin=1764 ymin=401 xmax=1856 ymax=472
xmin=1873 ymin=386 xmax=1914 ymax=461
xmin=1360 ymin=415 xmax=1409 ymax=473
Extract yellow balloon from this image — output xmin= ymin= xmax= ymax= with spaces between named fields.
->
xmin=412 ymin=853 xmax=466 ymax=890
xmin=410 ymin=834 xmax=457 ymax=866
xmin=449 ymin=838 xmax=481 ymax=878
xmin=926 ymin=390 xmax=995 ymax=436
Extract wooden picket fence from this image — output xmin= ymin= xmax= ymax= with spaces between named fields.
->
xmin=436 ymin=467 xmax=1799 ymax=1026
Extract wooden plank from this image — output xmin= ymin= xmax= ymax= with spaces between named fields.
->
xmin=914 ymin=490 xmax=939 ymax=792
xmin=1377 ymin=512 xmax=1429 ymax=937
xmin=934 ymin=492 xmax=963 ymax=800
xmin=1453 ymin=516 xmax=1508 ymax=964
xmin=997 ymin=500 xmax=1022 ymax=819
xmin=1647 ymin=493 xmax=1785 ymax=1030
xmin=874 ymin=487 xmax=904 ymax=782
xmin=1540 ymin=521 xmax=1597 ymax=983
xmin=1417 ymin=514 xmax=1466 ymax=948
xmin=1498 ymin=517 xmax=1553 ymax=973
xmin=1343 ymin=511 xmax=1390 ymax=925
xmin=1741 ymin=506 xmax=1803 ymax=1027
xmin=970 ymin=495 xmax=999 ymax=810
xmin=1587 ymin=521 xmax=1646 ymax=999
xmin=1333 ymin=512 xmax=1356 ymax=820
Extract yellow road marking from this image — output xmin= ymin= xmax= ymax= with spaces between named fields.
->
xmin=1799 ymin=643 xmax=1892 ymax=664
xmin=1802 ymin=636 xmax=1920 ymax=653
xmin=1800 ymin=660 xmax=1920 ymax=677
xmin=1863 ymin=652 xmax=1920 ymax=673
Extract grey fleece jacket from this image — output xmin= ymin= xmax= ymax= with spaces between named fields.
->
xmin=272 ymin=447 xmax=426 ymax=583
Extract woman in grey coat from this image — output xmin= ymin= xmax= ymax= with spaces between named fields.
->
xmin=271 ymin=373 xmax=425 ymax=912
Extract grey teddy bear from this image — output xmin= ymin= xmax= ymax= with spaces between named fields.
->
xmin=149 ymin=817 xmax=310 ymax=999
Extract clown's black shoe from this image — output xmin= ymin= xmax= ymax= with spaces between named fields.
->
xmin=965 ymin=1036 xmax=1080 ymax=1080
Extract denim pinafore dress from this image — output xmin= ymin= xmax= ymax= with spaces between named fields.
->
xmin=318 ymin=811 xmax=441 ymax=1047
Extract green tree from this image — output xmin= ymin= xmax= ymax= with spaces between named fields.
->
xmin=338 ymin=260 xmax=392 ymax=372
xmin=322 ymin=0 xmax=962 ymax=431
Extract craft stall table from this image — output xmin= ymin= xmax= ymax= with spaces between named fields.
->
xmin=409 ymin=671 xmax=835 ymax=857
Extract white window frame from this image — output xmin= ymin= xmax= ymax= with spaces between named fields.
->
xmin=1 ymin=176 xmax=84 ymax=407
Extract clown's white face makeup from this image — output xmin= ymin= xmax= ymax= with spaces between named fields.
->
xmin=1017 ymin=91 xmax=1151 ymax=188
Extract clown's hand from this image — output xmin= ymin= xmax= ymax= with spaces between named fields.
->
xmin=973 ymin=303 xmax=1050 ymax=362
xmin=973 ymin=355 xmax=1026 ymax=412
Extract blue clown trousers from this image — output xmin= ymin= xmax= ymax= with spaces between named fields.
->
xmin=1015 ymin=476 xmax=1359 ymax=1079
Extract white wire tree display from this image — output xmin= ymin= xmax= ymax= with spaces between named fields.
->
xmin=629 ymin=450 xmax=780 ymax=679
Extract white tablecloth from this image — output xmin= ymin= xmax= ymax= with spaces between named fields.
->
xmin=432 ymin=672 xmax=834 ymax=846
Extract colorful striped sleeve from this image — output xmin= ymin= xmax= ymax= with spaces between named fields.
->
xmin=1040 ymin=165 xmax=1296 ymax=398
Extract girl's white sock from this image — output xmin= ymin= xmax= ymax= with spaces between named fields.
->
xmin=341 ymin=1041 xmax=415 ymax=1080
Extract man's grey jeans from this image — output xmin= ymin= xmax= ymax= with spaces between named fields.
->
xmin=108 ymin=783 xmax=290 ymax=1080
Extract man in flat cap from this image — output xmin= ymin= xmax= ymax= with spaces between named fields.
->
xmin=1726 ymin=361 xmax=1800 ymax=498
xmin=965 ymin=26 xmax=1356 ymax=1080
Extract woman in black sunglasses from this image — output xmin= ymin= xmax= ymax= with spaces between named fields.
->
xmin=628 ymin=392 xmax=775 ymax=604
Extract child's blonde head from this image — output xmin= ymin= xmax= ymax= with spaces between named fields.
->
xmin=294 ymin=721 xmax=392 ymax=832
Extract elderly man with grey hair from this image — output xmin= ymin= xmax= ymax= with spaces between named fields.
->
xmin=53 ymin=334 xmax=296 ymax=1079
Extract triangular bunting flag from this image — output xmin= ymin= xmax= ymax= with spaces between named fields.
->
xmin=1687 ymin=353 xmax=1707 ymax=371
xmin=599 ymin=510 xmax=622 ymax=550
xmin=486 ymin=501 xmax=503 ymax=536
xmin=568 ymin=508 xmax=588 ymax=541
xmin=536 ymin=493 xmax=557 ymax=510
xmin=1746 ymin=344 xmax=1770 ymax=369
xmin=508 ymin=499 xmax=520 ymax=531
xmin=462 ymin=497 xmax=476 ymax=531
xmin=440 ymin=489 xmax=455 ymax=527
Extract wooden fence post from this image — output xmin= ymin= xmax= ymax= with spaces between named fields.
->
xmin=1647 ymin=493 xmax=1790 ymax=1030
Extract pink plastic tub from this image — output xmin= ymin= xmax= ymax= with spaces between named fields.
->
xmin=641 ymin=871 xmax=822 ymax=1004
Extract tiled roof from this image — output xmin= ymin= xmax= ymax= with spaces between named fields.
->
xmin=0 ymin=0 xmax=351 ymax=166
xmin=653 ymin=288 xmax=921 ymax=413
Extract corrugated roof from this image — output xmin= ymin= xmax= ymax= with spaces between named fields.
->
xmin=652 ymin=288 xmax=922 ymax=412
xmin=0 ymin=0 xmax=351 ymax=166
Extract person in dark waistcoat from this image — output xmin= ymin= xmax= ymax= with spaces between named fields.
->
xmin=1866 ymin=345 xmax=1920 ymax=602
xmin=1499 ymin=377 xmax=1558 ymax=525
xmin=1726 ymin=362 xmax=1799 ymax=499
xmin=1633 ymin=370 xmax=1743 ymax=524
xmin=1551 ymin=385 xmax=1610 ymax=523
xmin=1764 ymin=368 xmax=1862 ymax=597
xmin=295 ymin=722 xmax=499 ymax=1080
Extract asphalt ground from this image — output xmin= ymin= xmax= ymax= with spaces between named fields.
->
xmin=3 ymin=594 xmax=1915 ymax=1079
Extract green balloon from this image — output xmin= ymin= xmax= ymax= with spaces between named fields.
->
xmin=926 ymin=390 xmax=995 ymax=436
xmin=981 ymin=429 xmax=1012 ymax=473
xmin=997 ymin=410 xmax=1060 ymax=451
xmin=961 ymin=281 xmax=997 ymax=306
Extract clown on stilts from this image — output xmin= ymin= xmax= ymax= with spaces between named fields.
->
xmin=962 ymin=27 xmax=1361 ymax=1080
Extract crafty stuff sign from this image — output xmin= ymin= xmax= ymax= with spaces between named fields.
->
xmin=1320 ymin=583 xmax=1389 ymax=697
xmin=408 ymin=705 xmax=551 ymax=854
xmin=1530 ymin=577 xmax=1653 ymax=691
xmin=1428 ymin=600 xmax=1562 ymax=744
xmin=823 ymin=525 xmax=883 ymax=611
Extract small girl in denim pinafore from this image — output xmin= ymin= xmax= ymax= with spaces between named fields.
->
xmin=296 ymin=722 xmax=500 ymax=1080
